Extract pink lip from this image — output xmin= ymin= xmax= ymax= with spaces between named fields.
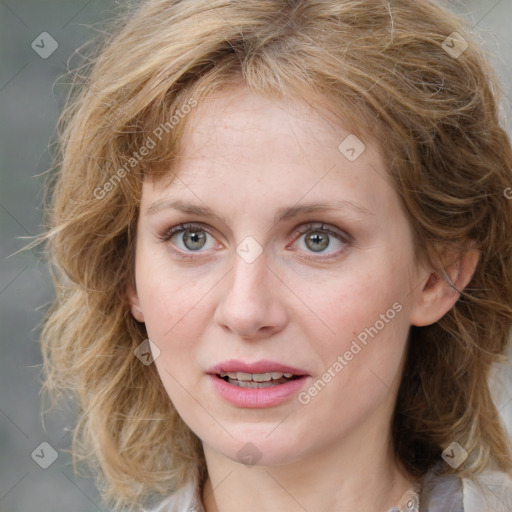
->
xmin=207 ymin=359 xmax=309 ymax=376
xmin=206 ymin=359 xmax=311 ymax=408
xmin=208 ymin=374 xmax=310 ymax=408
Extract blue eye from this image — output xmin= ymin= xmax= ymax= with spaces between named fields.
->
xmin=158 ymin=222 xmax=350 ymax=260
xmin=293 ymin=223 xmax=350 ymax=257
xmin=159 ymin=223 xmax=216 ymax=253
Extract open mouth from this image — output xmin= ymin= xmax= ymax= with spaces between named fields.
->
xmin=216 ymin=371 xmax=302 ymax=388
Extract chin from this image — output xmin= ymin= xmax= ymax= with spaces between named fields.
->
xmin=203 ymin=430 xmax=309 ymax=468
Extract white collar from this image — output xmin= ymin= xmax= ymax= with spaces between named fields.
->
xmin=146 ymin=466 xmax=512 ymax=512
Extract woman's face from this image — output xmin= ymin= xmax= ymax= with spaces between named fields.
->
xmin=129 ymin=82 xmax=427 ymax=467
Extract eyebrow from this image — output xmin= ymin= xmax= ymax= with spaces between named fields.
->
xmin=144 ymin=198 xmax=374 ymax=225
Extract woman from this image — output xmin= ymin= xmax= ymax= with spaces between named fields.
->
xmin=39 ymin=0 xmax=512 ymax=510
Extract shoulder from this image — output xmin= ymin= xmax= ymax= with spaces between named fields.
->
xmin=419 ymin=463 xmax=512 ymax=511
xmin=143 ymin=467 xmax=512 ymax=512
xmin=463 ymin=468 xmax=512 ymax=512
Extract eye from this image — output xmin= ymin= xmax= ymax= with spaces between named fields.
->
xmin=158 ymin=222 xmax=351 ymax=260
xmin=291 ymin=223 xmax=350 ymax=258
xmin=158 ymin=223 xmax=219 ymax=256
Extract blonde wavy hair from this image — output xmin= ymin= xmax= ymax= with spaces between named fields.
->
xmin=38 ymin=0 xmax=512 ymax=509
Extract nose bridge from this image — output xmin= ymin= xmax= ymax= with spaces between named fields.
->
xmin=214 ymin=246 xmax=288 ymax=338
xmin=228 ymin=247 xmax=270 ymax=301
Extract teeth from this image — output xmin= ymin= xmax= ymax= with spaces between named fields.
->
xmin=231 ymin=380 xmax=277 ymax=388
xmin=252 ymin=373 xmax=272 ymax=382
xmin=218 ymin=371 xmax=295 ymax=381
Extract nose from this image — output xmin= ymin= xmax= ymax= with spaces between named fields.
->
xmin=213 ymin=250 xmax=288 ymax=341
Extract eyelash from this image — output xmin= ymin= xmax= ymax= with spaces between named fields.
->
xmin=157 ymin=222 xmax=351 ymax=261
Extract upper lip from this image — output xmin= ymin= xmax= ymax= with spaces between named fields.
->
xmin=207 ymin=359 xmax=309 ymax=376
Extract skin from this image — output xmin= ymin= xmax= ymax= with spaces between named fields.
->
xmin=127 ymin=81 xmax=479 ymax=512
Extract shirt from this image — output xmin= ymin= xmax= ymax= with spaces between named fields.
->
xmin=145 ymin=465 xmax=512 ymax=512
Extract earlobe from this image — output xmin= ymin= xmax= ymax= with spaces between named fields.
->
xmin=410 ymin=247 xmax=480 ymax=327
xmin=126 ymin=285 xmax=145 ymax=323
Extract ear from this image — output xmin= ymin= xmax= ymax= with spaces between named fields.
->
xmin=126 ymin=284 xmax=145 ymax=323
xmin=409 ymin=244 xmax=480 ymax=327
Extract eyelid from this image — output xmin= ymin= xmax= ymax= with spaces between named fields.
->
xmin=157 ymin=222 xmax=221 ymax=244
xmin=292 ymin=222 xmax=352 ymax=243
xmin=157 ymin=221 xmax=352 ymax=259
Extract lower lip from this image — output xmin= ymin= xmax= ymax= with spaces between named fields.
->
xmin=208 ymin=374 xmax=310 ymax=408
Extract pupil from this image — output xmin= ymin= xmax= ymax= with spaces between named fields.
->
xmin=305 ymin=231 xmax=329 ymax=252
xmin=183 ymin=229 xmax=206 ymax=250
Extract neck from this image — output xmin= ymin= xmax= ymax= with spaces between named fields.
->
xmin=201 ymin=420 xmax=418 ymax=512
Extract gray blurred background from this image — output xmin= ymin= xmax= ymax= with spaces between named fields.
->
xmin=0 ymin=1 xmax=511 ymax=511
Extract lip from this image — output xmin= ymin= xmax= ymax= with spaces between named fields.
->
xmin=207 ymin=359 xmax=309 ymax=376
xmin=208 ymin=374 xmax=310 ymax=408
xmin=207 ymin=359 xmax=311 ymax=408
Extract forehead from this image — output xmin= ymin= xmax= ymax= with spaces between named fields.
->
xmin=181 ymin=83 xmax=353 ymax=160
xmin=140 ymin=82 xmax=401 ymax=228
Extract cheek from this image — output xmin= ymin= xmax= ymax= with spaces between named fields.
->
xmin=296 ymin=256 xmax=409 ymax=355
xmin=134 ymin=246 xmax=213 ymax=342
xmin=137 ymin=269 xmax=211 ymax=399
xmin=295 ymin=262 xmax=410 ymax=424
xmin=298 ymin=268 xmax=412 ymax=420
